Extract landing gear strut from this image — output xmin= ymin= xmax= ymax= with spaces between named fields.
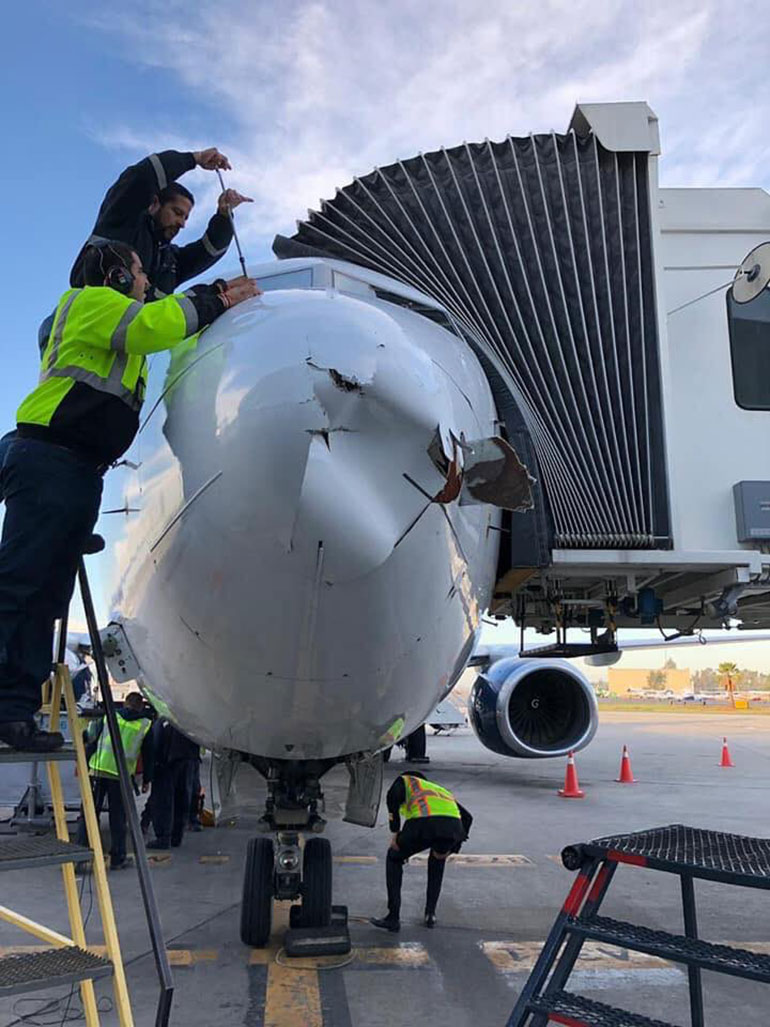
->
xmin=239 ymin=759 xmax=338 ymax=948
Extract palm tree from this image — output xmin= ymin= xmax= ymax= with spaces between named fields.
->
xmin=717 ymin=661 xmax=740 ymax=707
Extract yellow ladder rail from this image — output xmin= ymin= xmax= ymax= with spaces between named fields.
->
xmin=47 ymin=664 xmax=135 ymax=1027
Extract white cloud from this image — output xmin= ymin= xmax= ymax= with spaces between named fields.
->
xmin=80 ymin=0 xmax=769 ymax=255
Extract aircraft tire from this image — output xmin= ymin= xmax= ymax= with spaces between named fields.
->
xmin=240 ymin=837 xmax=274 ymax=946
xmin=302 ymin=836 xmax=332 ymax=927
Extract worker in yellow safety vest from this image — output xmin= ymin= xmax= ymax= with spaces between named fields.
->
xmin=0 ymin=240 xmax=259 ymax=753
xmin=371 ymin=772 xmax=472 ymax=932
xmin=76 ymin=692 xmax=154 ymax=871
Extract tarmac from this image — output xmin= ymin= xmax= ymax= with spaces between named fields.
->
xmin=1 ymin=709 xmax=770 ymax=1026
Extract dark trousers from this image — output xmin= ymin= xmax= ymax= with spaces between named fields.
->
xmin=77 ymin=776 xmax=127 ymax=866
xmin=0 ymin=437 xmax=102 ymax=722
xmin=189 ymin=759 xmax=202 ymax=825
xmin=152 ymin=760 xmax=196 ymax=845
xmin=385 ymin=818 xmax=460 ymax=919
xmin=404 ymin=724 xmax=427 ymax=760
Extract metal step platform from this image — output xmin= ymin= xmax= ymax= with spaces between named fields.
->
xmin=0 ymin=835 xmax=92 ymax=872
xmin=506 ymin=824 xmax=770 ymax=1026
xmin=564 ymin=824 xmax=770 ymax=887
xmin=0 ymin=946 xmax=112 ymax=997
xmin=526 ymin=992 xmax=681 ymax=1027
xmin=566 ymin=914 xmax=770 ymax=983
xmin=0 ymin=744 xmax=75 ymax=764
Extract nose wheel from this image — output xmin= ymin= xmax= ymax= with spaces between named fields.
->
xmin=301 ymin=836 xmax=332 ymax=927
xmin=240 ymin=837 xmax=274 ymax=947
xmin=240 ymin=834 xmax=335 ymax=946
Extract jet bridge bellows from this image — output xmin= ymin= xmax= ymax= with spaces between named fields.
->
xmin=275 ymin=126 xmax=670 ymax=550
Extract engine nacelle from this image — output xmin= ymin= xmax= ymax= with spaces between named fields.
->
xmin=469 ymin=658 xmax=598 ymax=759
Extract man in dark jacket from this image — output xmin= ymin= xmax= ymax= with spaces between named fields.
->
xmin=147 ymin=719 xmax=202 ymax=850
xmin=371 ymin=772 xmax=472 ymax=932
xmin=70 ymin=147 xmax=252 ymax=300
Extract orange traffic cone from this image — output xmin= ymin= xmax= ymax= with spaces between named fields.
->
xmin=720 ymin=737 xmax=734 ymax=768
xmin=558 ymin=751 xmax=585 ymax=798
xmin=615 ymin=744 xmax=635 ymax=783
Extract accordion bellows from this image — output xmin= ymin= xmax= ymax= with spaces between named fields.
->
xmin=276 ymin=131 xmax=671 ymax=550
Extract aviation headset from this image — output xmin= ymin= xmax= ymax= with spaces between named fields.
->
xmin=91 ymin=242 xmax=135 ymax=296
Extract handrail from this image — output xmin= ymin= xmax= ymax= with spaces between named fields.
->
xmin=77 ymin=559 xmax=174 ymax=1027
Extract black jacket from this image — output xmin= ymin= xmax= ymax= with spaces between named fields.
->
xmin=69 ymin=150 xmax=233 ymax=299
xmin=151 ymin=720 xmax=201 ymax=774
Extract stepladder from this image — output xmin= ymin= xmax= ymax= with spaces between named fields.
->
xmin=0 ymin=663 xmax=134 ymax=1025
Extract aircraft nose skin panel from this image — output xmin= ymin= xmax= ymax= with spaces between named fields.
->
xmin=104 ymin=287 xmax=501 ymax=759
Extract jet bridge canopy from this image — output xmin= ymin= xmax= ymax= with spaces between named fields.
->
xmin=275 ymin=102 xmax=670 ymax=553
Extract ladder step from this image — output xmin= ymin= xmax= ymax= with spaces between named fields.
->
xmin=567 ymin=915 xmax=770 ymax=983
xmin=527 ymin=991 xmax=681 ymax=1027
xmin=0 ymin=744 xmax=76 ymax=764
xmin=0 ymin=947 xmax=112 ymax=997
xmin=0 ymin=835 xmax=92 ymax=872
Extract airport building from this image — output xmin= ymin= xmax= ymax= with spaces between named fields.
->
xmin=608 ymin=666 xmax=692 ymax=695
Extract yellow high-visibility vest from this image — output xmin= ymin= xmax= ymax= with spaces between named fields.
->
xmin=18 ymin=286 xmax=200 ymax=426
xmin=400 ymin=775 xmax=461 ymax=822
xmin=88 ymin=713 xmax=151 ymax=778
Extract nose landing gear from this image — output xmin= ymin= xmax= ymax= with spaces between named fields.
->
xmin=239 ymin=759 xmax=344 ymax=951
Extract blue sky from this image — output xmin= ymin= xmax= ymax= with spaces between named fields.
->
xmin=2 ymin=0 xmax=768 ymax=428
xmin=2 ymin=1 xmax=770 ymax=659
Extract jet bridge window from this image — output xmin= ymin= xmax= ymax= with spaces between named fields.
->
xmin=728 ymin=290 xmax=770 ymax=410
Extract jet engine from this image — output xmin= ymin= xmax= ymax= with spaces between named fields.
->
xmin=469 ymin=658 xmax=598 ymax=759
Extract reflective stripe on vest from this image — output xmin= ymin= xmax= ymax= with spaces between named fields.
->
xmin=400 ymin=775 xmax=461 ymax=821
xmin=89 ymin=714 xmax=151 ymax=778
xmin=38 ymin=290 xmax=147 ymax=411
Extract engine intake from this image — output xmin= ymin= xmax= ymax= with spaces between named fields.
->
xmin=469 ymin=657 xmax=598 ymax=759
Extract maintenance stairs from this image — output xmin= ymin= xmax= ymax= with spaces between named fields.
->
xmin=0 ymin=664 xmax=131 ymax=1023
xmin=506 ymin=824 xmax=770 ymax=1026
xmin=0 ymin=558 xmax=173 ymax=1025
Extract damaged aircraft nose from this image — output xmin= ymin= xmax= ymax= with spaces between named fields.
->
xmin=289 ymin=315 xmax=451 ymax=583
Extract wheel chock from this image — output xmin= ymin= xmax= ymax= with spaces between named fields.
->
xmin=283 ymin=924 xmax=352 ymax=957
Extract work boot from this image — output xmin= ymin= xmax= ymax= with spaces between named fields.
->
xmin=146 ymin=839 xmax=170 ymax=850
xmin=0 ymin=721 xmax=64 ymax=752
xmin=370 ymin=915 xmax=400 ymax=933
xmin=424 ymin=912 xmax=437 ymax=928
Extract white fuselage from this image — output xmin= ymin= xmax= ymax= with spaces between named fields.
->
xmin=98 ymin=259 xmax=501 ymax=759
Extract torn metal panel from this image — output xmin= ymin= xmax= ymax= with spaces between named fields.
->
xmin=459 ymin=437 xmax=535 ymax=512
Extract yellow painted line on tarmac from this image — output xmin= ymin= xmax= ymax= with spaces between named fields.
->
xmin=167 ymin=949 xmax=218 ymax=966
xmin=265 ymin=965 xmax=323 ymax=1027
xmin=411 ymin=853 xmax=534 ymax=867
xmin=248 ymin=904 xmax=322 ymax=1027
xmin=355 ymin=943 xmax=429 ymax=966
xmin=481 ymin=940 xmax=671 ymax=973
xmin=334 ymin=855 xmax=378 ymax=864
xmin=198 ymin=854 xmax=230 ymax=865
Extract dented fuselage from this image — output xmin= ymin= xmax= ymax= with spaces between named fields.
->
xmin=98 ymin=259 xmax=501 ymax=760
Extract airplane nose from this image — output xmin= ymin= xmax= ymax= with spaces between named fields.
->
xmin=227 ymin=293 xmax=451 ymax=583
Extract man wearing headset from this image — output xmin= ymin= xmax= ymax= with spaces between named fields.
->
xmin=70 ymin=147 xmax=252 ymax=301
xmin=0 ymin=242 xmax=259 ymax=752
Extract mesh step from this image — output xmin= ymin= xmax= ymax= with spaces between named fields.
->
xmin=527 ymin=992 xmax=681 ymax=1027
xmin=568 ymin=824 xmax=770 ymax=886
xmin=0 ymin=744 xmax=75 ymax=764
xmin=0 ymin=947 xmax=112 ymax=997
xmin=568 ymin=915 xmax=770 ymax=983
xmin=0 ymin=835 xmax=92 ymax=872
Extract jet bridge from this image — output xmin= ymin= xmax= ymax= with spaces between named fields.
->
xmin=275 ymin=101 xmax=770 ymax=635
